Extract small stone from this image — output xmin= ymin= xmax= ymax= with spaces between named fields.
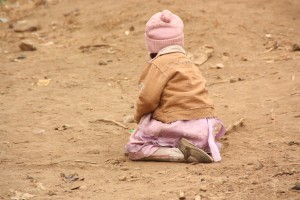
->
xmin=291 ymin=182 xmax=300 ymax=190
xmin=199 ymin=184 xmax=207 ymax=192
xmin=129 ymin=26 xmax=135 ymax=31
xmin=118 ymin=176 xmax=127 ymax=181
xmin=287 ymin=141 xmax=299 ymax=146
xmin=228 ymin=185 xmax=234 ymax=191
xmin=194 ymin=195 xmax=201 ymax=200
xmin=265 ymin=34 xmax=272 ymax=38
xmin=179 ymin=191 xmax=185 ymax=200
xmin=252 ymin=181 xmax=258 ymax=185
xmin=229 ymin=77 xmax=237 ymax=83
xmin=123 ymin=115 xmax=135 ymax=123
xmin=19 ymin=40 xmax=37 ymax=51
xmin=292 ymin=44 xmax=300 ymax=51
xmin=13 ymin=20 xmax=40 ymax=32
xmin=241 ymin=57 xmax=248 ymax=61
xmin=254 ymin=161 xmax=263 ymax=170
xmin=79 ymin=185 xmax=87 ymax=190
xmin=120 ymin=167 xmax=129 ymax=171
xmin=125 ymin=30 xmax=130 ymax=35
xmin=215 ymin=63 xmax=224 ymax=69
xmin=34 ymin=129 xmax=46 ymax=134
xmin=210 ymin=63 xmax=224 ymax=69
xmin=47 ymin=190 xmax=57 ymax=196
xmin=98 ymin=60 xmax=107 ymax=65
xmin=0 ymin=18 xmax=9 ymax=23
xmin=16 ymin=55 xmax=26 ymax=60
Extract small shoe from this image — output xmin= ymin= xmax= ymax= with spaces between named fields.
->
xmin=179 ymin=138 xmax=214 ymax=163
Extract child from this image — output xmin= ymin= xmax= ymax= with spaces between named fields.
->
xmin=125 ymin=10 xmax=225 ymax=163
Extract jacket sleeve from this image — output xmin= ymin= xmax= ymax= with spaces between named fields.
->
xmin=134 ymin=64 xmax=167 ymax=123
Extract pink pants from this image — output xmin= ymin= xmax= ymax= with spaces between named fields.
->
xmin=125 ymin=114 xmax=226 ymax=162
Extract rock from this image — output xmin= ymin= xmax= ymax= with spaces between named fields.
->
xmin=0 ymin=18 xmax=9 ymax=23
xmin=254 ymin=161 xmax=263 ymax=170
xmin=229 ymin=77 xmax=237 ymax=83
xmin=194 ymin=195 xmax=201 ymax=200
xmin=13 ymin=20 xmax=40 ymax=32
xmin=16 ymin=55 xmax=26 ymax=60
xmin=47 ymin=190 xmax=57 ymax=196
xmin=287 ymin=141 xmax=299 ymax=146
xmin=199 ymin=184 xmax=207 ymax=192
xmin=241 ymin=57 xmax=248 ymax=61
xmin=79 ymin=185 xmax=87 ymax=190
xmin=54 ymin=124 xmax=71 ymax=131
xmin=37 ymin=79 xmax=51 ymax=86
xmin=291 ymin=182 xmax=300 ymax=190
xmin=120 ymin=166 xmax=129 ymax=171
xmin=118 ymin=176 xmax=127 ymax=181
xmin=252 ymin=180 xmax=258 ymax=185
xmin=228 ymin=185 xmax=234 ymax=191
xmin=179 ymin=191 xmax=185 ymax=200
xmin=19 ymin=40 xmax=37 ymax=51
xmin=123 ymin=115 xmax=135 ymax=123
xmin=292 ymin=44 xmax=300 ymax=51
xmin=214 ymin=63 xmax=224 ymax=69
xmin=98 ymin=60 xmax=107 ymax=65
xmin=34 ymin=129 xmax=46 ymax=134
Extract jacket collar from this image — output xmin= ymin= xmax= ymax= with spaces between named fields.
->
xmin=149 ymin=45 xmax=186 ymax=63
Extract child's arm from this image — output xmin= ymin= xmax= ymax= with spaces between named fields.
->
xmin=134 ymin=64 xmax=167 ymax=123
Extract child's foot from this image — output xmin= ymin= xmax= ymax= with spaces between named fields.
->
xmin=178 ymin=138 xmax=214 ymax=163
xmin=139 ymin=147 xmax=185 ymax=162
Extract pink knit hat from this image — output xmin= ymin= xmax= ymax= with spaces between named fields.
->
xmin=145 ymin=10 xmax=184 ymax=53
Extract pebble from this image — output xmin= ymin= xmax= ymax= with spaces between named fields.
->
xmin=19 ymin=40 xmax=37 ymax=51
xmin=291 ymin=182 xmax=300 ymax=190
xmin=47 ymin=190 xmax=57 ymax=196
xmin=215 ymin=63 xmax=224 ymax=69
xmin=254 ymin=161 xmax=263 ymax=170
xmin=120 ymin=167 xmax=129 ymax=171
xmin=79 ymin=185 xmax=87 ymax=190
xmin=199 ymin=184 xmax=207 ymax=192
xmin=98 ymin=60 xmax=107 ymax=65
xmin=0 ymin=18 xmax=9 ymax=23
xmin=227 ymin=185 xmax=234 ymax=191
xmin=13 ymin=20 xmax=40 ymax=32
xmin=179 ymin=191 xmax=185 ymax=200
xmin=229 ymin=77 xmax=237 ymax=83
xmin=194 ymin=195 xmax=201 ymax=200
xmin=118 ymin=176 xmax=127 ymax=181
xmin=123 ymin=115 xmax=135 ymax=123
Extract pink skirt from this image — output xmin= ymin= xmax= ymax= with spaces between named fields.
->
xmin=125 ymin=114 xmax=226 ymax=162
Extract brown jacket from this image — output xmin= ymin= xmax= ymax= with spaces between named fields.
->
xmin=134 ymin=45 xmax=215 ymax=123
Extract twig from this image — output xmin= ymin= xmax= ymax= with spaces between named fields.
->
xmin=74 ymin=160 xmax=98 ymax=164
xmin=264 ymin=41 xmax=279 ymax=53
xmin=50 ymin=160 xmax=98 ymax=165
xmin=226 ymin=118 xmax=245 ymax=133
xmin=13 ymin=141 xmax=30 ymax=144
xmin=207 ymin=80 xmax=228 ymax=86
xmin=89 ymin=118 xmax=128 ymax=129
xmin=79 ymin=44 xmax=111 ymax=50
xmin=274 ymin=163 xmax=300 ymax=167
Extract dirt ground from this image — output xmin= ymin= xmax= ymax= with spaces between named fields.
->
xmin=0 ymin=0 xmax=299 ymax=199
